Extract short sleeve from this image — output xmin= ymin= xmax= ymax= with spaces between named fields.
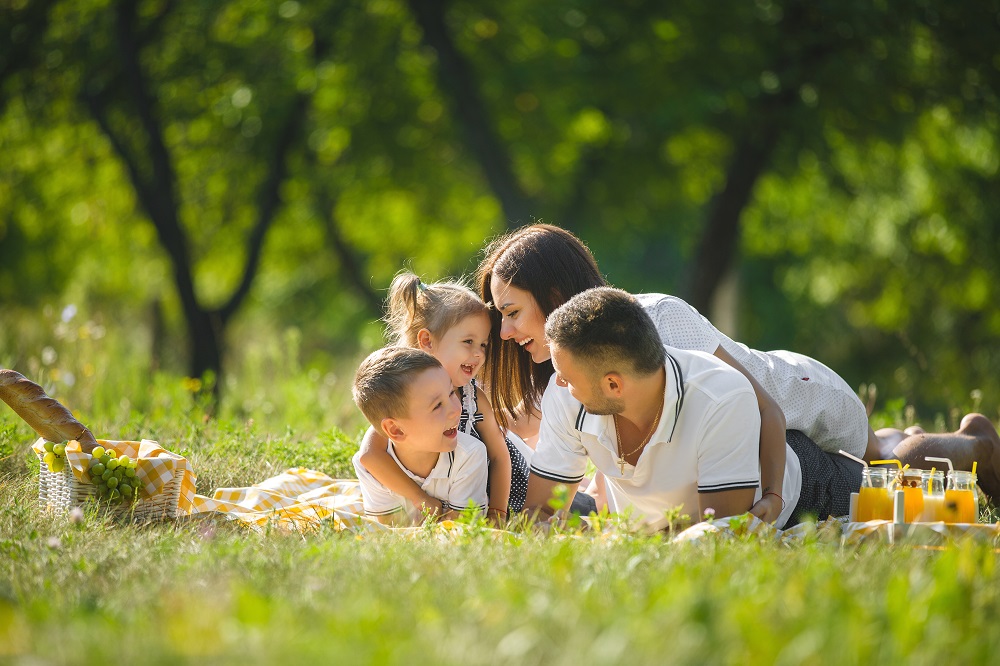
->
xmin=529 ymin=380 xmax=590 ymax=485
xmin=637 ymin=293 xmax=721 ymax=354
xmin=444 ymin=442 xmax=489 ymax=513
xmin=695 ymin=390 xmax=762 ymax=494
xmin=352 ymin=453 xmax=405 ymax=517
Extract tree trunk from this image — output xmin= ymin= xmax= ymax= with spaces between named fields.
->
xmin=81 ymin=0 xmax=321 ymax=401
xmin=406 ymin=0 xmax=534 ymax=227
xmin=316 ymin=193 xmax=384 ymax=316
xmin=686 ymin=128 xmax=780 ymax=316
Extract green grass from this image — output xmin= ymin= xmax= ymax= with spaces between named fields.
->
xmin=4 ymin=337 xmax=1000 ymax=663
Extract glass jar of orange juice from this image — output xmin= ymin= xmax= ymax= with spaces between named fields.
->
xmin=944 ymin=470 xmax=979 ymax=523
xmin=919 ymin=470 xmax=946 ymax=522
xmin=857 ymin=467 xmax=893 ymax=521
xmin=897 ymin=469 xmax=924 ymax=523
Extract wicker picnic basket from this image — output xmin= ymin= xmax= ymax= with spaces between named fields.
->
xmin=35 ymin=443 xmax=184 ymax=521
xmin=1 ymin=369 xmax=183 ymax=521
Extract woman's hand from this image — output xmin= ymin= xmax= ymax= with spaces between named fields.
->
xmin=749 ymin=493 xmax=783 ymax=524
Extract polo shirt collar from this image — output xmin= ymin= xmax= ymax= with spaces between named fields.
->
xmin=578 ymin=351 xmax=685 ymax=449
xmin=387 ymin=442 xmax=454 ymax=481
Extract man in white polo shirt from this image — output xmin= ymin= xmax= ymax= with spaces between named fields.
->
xmin=524 ymin=287 xmax=862 ymax=530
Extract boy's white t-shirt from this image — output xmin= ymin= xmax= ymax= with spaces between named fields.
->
xmin=352 ymin=431 xmax=489 ymax=524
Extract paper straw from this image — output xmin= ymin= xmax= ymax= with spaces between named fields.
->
xmin=972 ymin=461 xmax=978 ymax=475
xmin=925 ymin=456 xmax=954 ymax=471
xmin=871 ymin=459 xmax=902 ymax=469
xmin=838 ymin=450 xmax=867 ymax=467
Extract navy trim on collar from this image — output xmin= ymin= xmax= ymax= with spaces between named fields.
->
xmin=664 ymin=351 xmax=685 ymax=442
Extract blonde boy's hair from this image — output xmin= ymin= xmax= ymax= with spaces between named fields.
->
xmin=353 ymin=346 xmax=443 ymax=436
xmin=384 ymin=272 xmax=488 ymax=347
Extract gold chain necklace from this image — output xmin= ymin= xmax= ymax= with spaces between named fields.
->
xmin=613 ymin=400 xmax=664 ymax=474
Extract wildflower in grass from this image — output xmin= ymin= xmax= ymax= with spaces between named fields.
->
xmin=46 ymin=536 xmax=62 ymax=550
xmin=197 ymin=522 xmax=217 ymax=542
xmin=703 ymin=508 xmax=716 ymax=523
xmin=41 ymin=347 xmax=58 ymax=365
xmin=182 ymin=377 xmax=203 ymax=393
xmin=61 ymin=304 xmax=77 ymax=322
xmin=662 ymin=505 xmax=690 ymax=534
xmin=69 ymin=507 xmax=85 ymax=525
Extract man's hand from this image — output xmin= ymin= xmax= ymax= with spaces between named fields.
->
xmin=749 ymin=493 xmax=783 ymax=524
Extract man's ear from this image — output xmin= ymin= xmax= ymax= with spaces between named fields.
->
xmin=602 ymin=372 xmax=625 ymax=398
xmin=416 ymin=329 xmax=433 ymax=352
xmin=382 ymin=418 xmax=406 ymax=441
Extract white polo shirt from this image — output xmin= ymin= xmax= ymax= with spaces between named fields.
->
xmin=636 ymin=293 xmax=870 ymax=458
xmin=531 ymin=346 xmax=803 ymax=529
xmin=352 ymin=431 xmax=488 ymax=525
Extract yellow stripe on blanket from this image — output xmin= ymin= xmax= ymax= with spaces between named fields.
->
xmin=190 ymin=468 xmax=385 ymax=532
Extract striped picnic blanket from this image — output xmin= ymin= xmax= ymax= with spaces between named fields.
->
xmin=189 ymin=468 xmax=381 ymax=532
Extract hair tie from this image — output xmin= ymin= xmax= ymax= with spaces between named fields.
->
xmin=416 ymin=279 xmax=428 ymax=293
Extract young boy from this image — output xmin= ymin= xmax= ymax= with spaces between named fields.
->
xmin=352 ymin=346 xmax=489 ymax=525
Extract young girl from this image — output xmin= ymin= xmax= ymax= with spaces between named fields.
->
xmin=358 ymin=272 xmax=529 ymax=522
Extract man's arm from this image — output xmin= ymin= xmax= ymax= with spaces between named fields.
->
xmin=698 ymin=488 xmax=757 ymax=520
xmin=695 ymin=386 xmax=762 ymax=519
xmin=523 ymin=473 xmax=564 ymax=519
xmin=521 ymin=377 xmax=591 ymax=520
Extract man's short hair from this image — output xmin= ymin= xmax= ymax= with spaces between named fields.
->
xmin=353 ymin=346 xmax=443 ymax=434
xmin=545 ymin=287 xmax=665 ymax=376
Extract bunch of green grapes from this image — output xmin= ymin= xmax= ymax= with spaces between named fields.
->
xmin=41 ymin=440 xmax=69 ymax=473
xmin=86 ymin=446 xmax=140 ymax=504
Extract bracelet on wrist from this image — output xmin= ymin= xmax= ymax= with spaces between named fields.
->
xmin=762 ymin=491 xmax=785 ymax=510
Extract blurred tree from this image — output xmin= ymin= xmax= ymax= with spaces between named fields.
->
xmin=400 ymin=0 xmax=1000 ymax=410
xmin=1 ymin=0 xmax=998 ymax=415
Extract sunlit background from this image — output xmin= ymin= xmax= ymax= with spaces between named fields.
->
xmin=2 ymin=0 xmax=999 ymax=433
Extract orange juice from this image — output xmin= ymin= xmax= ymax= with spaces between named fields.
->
xmin=919 ymin=495 xmax=947 ymax=522
xmin=857 ymin=486 xmax=893 ymax=521
xmin=944 ymin=489 xmax=977 ymax=523
xmin=898 ymin=470 xmax=924 ymax=523
xmin=902 ymin=486 xmax=924 ymax=523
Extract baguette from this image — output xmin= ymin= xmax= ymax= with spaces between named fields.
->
xmin=0 ymin=369 xmax=98 ymax=453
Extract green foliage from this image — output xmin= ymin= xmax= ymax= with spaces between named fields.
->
xmin=2 ymin=0 xmax=1000 ymax=412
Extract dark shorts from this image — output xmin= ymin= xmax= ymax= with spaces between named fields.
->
xmin=570 ymin=491 xmax=597 ymax=515
xmin=785 ymin=429 xmax=864 ymax=528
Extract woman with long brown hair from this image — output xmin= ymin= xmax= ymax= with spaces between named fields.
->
xmin=477 ymin=224 xmax=863 ymax=523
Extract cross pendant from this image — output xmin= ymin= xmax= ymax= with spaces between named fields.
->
xmin=618 ymin=455 xmax=626 ymax=474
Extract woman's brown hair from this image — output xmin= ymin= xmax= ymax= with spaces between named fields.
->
xmin=476 ymin=224 xmax=606 ymax=428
